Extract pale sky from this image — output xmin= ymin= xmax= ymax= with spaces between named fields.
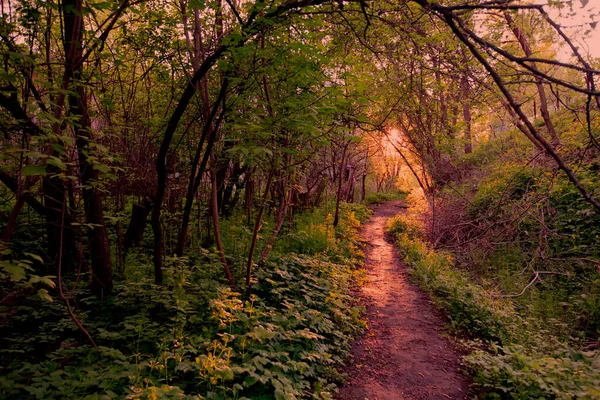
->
xmin=549 ymin=0 xmax=600 ymax=59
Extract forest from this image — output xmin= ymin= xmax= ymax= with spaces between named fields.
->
xmin=0 ymin=0 xmax=599 ymax=398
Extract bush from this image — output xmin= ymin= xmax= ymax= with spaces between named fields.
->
xmin=467 ymin=344 xmax=600 ymax=399
xmin=385 ymin=215 xmax=422 ymax=240
xmin=467 ymin=165 xmax=540 ymax=219
xmin=386 ymin=214 xmax=600 ymax=398
xmin=273 ymin=202 xmax=370 ymax=262
xmin=0 ymin=204 xmax=368 ymax=399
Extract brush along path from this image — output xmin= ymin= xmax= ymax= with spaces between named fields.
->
xmin=337 ymin=201 xmax=469 ymax=400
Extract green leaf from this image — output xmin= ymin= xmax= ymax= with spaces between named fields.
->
xmin=29 ymin=275 xmax=56 ymax=289
xmin=46 ymin=156 xmax=67 ymax=170
xmin=21 ymin=165 xmax=46 ymax=176
xmin=37 ymin=289 xmax=53 ymax=302
xmin=93 ymin=164 xmax=110 ymax=173
xmin=24 ymin=253 xmax=44 ymax=264
xmin=2 ymin=263 xmax=28 ymax=281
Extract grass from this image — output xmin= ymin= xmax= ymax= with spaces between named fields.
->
xmin=386 ymin=213 xmax=600 ymax=398
xmin=363 ymin=190 xmax=408 ymax=205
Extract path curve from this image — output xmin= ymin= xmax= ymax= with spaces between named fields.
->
xmin=337 ymin=201 xmax=469 ymax=400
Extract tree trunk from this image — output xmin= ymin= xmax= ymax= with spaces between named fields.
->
xmin=0 ymin=196 xmax=25 ymax=247
xmin=461 ymin=75 xmax=472 ymax=154
xmin=43 ymin=174 xmax=77 ymax=272
xmin=210 ymin=165 xmax=235 ymax=286
xmin=221 ymin=162 xmax=245 ymax=217
xmin=176 ymin=80 xmax=227 ymax=256
xmin=64 ymin=0 xmax=112 ymax=295
xmin=245 ymin=170 xmax=254 ymax=225
xmin=311 ymin=175 xmax=327 ymax=208
xmin=333 ymin=143 xmax=348 ymax=228
xmin=345 ymin=166 xmax=356 ymax=202
xmin=123 ymin=198 xmax=153 ymax=258
xmin=245 ymin=171 xmax=273 ymax=289
xmin=260 ymin=185 xmax=291 ymax=263
xmin=360 ymin=174 xmax=366 ymax=202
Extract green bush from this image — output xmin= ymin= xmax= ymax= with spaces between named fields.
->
xmin=467 ymin=165 xmax=540 ymax=219
xmin=467 ymin=344 xmax=600 ymax=399
xmin=386 ymin=214 xmax=600 ymax=399
xmin=341 ymin=202 xmax=372 ymax=224
xmin=0 ymin=256 xmax=365 ymax=399
xmin=449 ymin=149 xmax=600 ymax=339
xmin=0 ymin=204 xmax=368 ymax=399
xmin=272 ymin=202 xmax=370 ymax=262
xmin=385 ymin=215 xmax=422 ymax=240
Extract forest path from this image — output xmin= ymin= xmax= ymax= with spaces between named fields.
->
xmin=336 ymin=201 xmax=469 ymax=400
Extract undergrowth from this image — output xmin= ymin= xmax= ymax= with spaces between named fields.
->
xmin=450 ymin=124 xmax=600 ymax=341
xmin=0 ymin=203 xmax=370 ymax=399
xmin=386 ymin=214 xmax=600 ymax=399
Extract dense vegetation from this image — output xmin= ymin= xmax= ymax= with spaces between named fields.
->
xmin=0 ymin=202 xmax=369 ymax=398
xmin=1 ymin=0 xmax=600 ymax=397
xmin=386 ymin=108 xmax=600 ymax=398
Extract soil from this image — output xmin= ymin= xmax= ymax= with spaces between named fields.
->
xmin=336 ymin=200 xmax=470 ymax=400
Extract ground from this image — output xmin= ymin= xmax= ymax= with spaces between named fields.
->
xmin=337 ymin=201 xmax=470 ymax=400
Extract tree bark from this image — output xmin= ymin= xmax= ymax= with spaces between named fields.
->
xmin=64 ymin=0 xmax=113 ymax=295
xmin=245 ymin=170 xmax=254 ymax=225
xmin=333 ymin=142 xmax=348 ymax=227
xmin=345 ymin=166 xmax=356 ymax=202
xmin=461 ymin=75 xmax=472 ymax=154
xmin=176 ymin=80 xmax=228 ymax=256
xmin=210 ymin=165 xmax=235 ymax=286
xmin=246 ymin=171 xmax=273 ymax=289
xmin=123 ymin=198 xmax=153 ymax=258
xmin=260 ymin=182 xmax=291 ymax=263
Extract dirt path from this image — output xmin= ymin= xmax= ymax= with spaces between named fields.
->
xmin=337 ymin=201 xmax=469 ymax=400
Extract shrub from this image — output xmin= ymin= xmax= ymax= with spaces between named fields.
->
xmin=386 ymin=214 xmax=600 ymax=398
xmin=0 ymin=204 xmax=368 ymax=399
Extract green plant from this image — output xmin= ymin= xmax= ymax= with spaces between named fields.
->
xmin=386 ymin=213 xmax=600 ymax=399
xmin=0 ymin=203 xmax=367 ymax=399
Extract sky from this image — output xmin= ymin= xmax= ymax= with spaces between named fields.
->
xmin=549 ymin=0 xmax=600 ymax=59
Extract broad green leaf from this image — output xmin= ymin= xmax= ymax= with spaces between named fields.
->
xmin=37 ymin=289 xmax=53 ymax=302
xmin=21 ymin=165 xmax=46 ymax=176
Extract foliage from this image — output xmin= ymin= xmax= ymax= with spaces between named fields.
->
xmin=435 ymin=112 xmax=600 ymax=339
xmin=0 ymin=203 xmax=366 ymax=399
xmin=272 ymin=203 xmax=370 ymax=262
xmin=387 ymin=213 xmax=600 ymax=398
xmin=0 ymin=249 xmax=56 ymax=302
xmin=385 ymin=215 xmax=422 ymax=241
xmin=2 ymin=0 xmax=600 ymax=396
xmin=466 ymin=165 xmax=541 ymax=219
xmin=467 ymin=344 xmax=600 ymax=399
